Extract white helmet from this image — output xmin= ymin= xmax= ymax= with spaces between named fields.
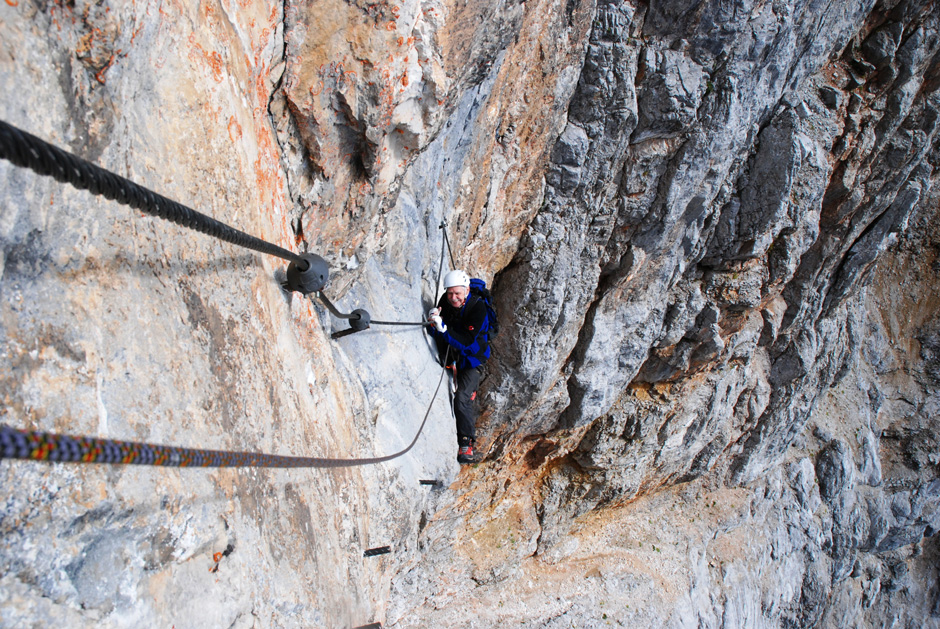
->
xmin=443 ymin=270 xmax=470 ymax=288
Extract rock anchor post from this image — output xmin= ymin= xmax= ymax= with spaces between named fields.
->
xmin=285 ymin=253 xmax=330 ymax=294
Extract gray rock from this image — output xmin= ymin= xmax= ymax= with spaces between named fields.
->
xmin=631 ymin=47 xmax=708 ymax=143
xmin=857 ymin=429 xmax=883 ymax=487
xmin=550 ymin=123 xmax=590 ymax=167
xmin=818 ymin=86 xmax=842 ymax=110
xmin=816 ymin=440 xmax=856 ymax=503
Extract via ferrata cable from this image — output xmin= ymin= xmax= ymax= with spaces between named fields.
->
xmin=0 ymin=119 xmax=453 ymax=469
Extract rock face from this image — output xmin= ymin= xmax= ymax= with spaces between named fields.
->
xmin=1 ymin=0 xmax=939 ymax=627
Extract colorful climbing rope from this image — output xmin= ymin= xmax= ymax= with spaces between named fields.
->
xmin=0 ymin=349 xmax=443 ymax=470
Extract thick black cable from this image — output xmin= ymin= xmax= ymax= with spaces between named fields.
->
xmin=0 ymin=119 xmax=307 ymax=268
xmin=315 ymin=292 xmax=426 ymax=326
xmin=440 ymin=223 xmax=457 ymax=270
xmin=435 ymin=221 xmax=448 ymax=306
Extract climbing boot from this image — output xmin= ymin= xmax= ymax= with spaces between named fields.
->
xmin=457 ymin=442 xmax=474 ymax=465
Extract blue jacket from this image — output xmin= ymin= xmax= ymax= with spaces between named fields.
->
xmin=431 ymin=294 xmax=491 ymax=369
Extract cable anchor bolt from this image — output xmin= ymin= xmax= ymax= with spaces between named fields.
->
xmin=286 ymin=253 xmax=330 ymax=294
xmin=330 ymin=309 xmax=372 ymax=339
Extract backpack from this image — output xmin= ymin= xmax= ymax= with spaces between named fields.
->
xmin=468 ymin=278 xmax=500 ymax=337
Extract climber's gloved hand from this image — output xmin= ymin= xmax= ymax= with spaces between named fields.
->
xmin=428 ymin=309 xmax=446 ymax=333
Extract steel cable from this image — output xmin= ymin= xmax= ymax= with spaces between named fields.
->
xmin=0 ymin=119 xmax=307 ymax=268
xmin=440 ymin=223 xmax=457 ymax=270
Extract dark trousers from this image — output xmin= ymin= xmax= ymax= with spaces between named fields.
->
xmin=454 ymin=366 xmax=481 ymax=447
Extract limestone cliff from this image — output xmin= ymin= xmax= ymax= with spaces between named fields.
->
xmin=1 ymin=0 xmax=938 ymax=627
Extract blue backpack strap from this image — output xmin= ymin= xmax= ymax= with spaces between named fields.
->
xmin=468 ymin=278 xmax=499 ymax=337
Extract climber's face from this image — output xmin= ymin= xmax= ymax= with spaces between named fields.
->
xmin=446 ymin=286 xmax=469 ymax=308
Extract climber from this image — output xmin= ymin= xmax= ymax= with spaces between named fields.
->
xmin=427 ymin=270 xmax=492 ymax=464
